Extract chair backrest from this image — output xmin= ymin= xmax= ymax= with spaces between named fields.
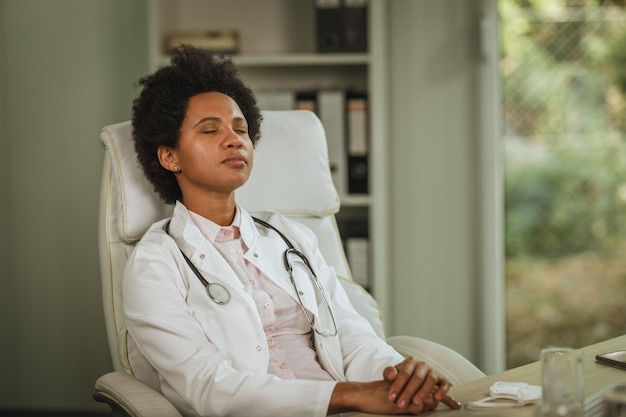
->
xmin=98 ymin=110 xmax=384 ymax=374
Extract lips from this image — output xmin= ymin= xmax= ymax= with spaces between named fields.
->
xmin=222 ymin=154 xmax=248 ymax=167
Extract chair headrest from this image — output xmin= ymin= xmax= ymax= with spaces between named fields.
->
xmin=237 ymin=110 xmax=340 ymax=214
xmin=100 ymin=110 xmax=340 ymax=243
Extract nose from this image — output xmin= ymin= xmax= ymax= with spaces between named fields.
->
xmin=224 ymin=127 xmax=245 ymax=148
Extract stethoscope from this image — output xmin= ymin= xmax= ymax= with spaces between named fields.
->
xmin=165 ymin=217 xmax=338 ymax=337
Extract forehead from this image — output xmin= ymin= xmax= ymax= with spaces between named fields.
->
xmin=185 ymin=92 xmax=244 ymax=120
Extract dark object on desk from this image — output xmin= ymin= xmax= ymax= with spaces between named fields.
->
xmin=596 ymin=350 xmax=626 ymax=370
xmin=603 ymin=384 xmax=626 ymax=417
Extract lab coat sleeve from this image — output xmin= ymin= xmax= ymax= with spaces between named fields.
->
xmin=123 ymin=229 xmax=337 ymax=417
xmin=329 ymin=272 xmax=406 ymax=381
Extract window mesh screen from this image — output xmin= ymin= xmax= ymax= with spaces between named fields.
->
xmin=501 ymin=0 xmax=626 ymax=368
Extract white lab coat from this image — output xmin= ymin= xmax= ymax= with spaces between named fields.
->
xmin=123 ymin=202 xmax=404 ymax=417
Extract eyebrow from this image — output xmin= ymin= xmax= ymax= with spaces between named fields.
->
xmin=192 ymin=117 xmax=219 ymax=129
xmin=192 ymin=116 xmax=247 ymax=129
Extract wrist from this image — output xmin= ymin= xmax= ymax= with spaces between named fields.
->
xmin=328 ymin=382 xmax=364 ymax=414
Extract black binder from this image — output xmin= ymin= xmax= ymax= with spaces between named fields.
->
xmin=343 ymin=0 xmax=367 ymax=52
xmin=295 ymin=90 xmax=318 ymax=114
xmin=345 ymin=92 xmax=369 ymax=194
xmin=315 ymin=0 xmax=368 ymax=53
xmin=315 ymin=0 xmax=344 ymax=52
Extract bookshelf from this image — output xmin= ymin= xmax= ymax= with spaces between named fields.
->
xmin=147 ymin=0 xmax=390 ymax=308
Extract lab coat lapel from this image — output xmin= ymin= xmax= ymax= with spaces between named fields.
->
xmin=245 ymin=231 xmax=296 ymax=297
xmin=169 ymin=203 xmax=250 ymax=299
xmin=241 ymin=212 xmax=320 ymax=316
xmin=190 ymin=239 xmax=248 ymax=292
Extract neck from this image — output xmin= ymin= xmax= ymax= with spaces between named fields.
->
xmin=181 ymin=194 xmax=236 ymax=226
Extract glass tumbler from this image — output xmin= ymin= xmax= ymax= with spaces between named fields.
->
xmin=535 ymin=347 xmax=584 ymax=417
xmin=603 ymin=384 xmax=626 ymax=417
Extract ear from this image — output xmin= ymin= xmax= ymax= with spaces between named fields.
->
xmin=157 ymin=146 xmax=180 ymax=172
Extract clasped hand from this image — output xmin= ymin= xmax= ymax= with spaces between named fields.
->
xmin=328 ymin=357 xmax=461 ymax=415
xmin=382 ymin=357 xmax=461 ymax=414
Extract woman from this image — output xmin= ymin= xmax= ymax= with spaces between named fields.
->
xmin=124 ymin=45 xmax=461 ymax=417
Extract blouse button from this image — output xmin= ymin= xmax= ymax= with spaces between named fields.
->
xmin=253 ymin=253 xmax=259 ymax=258
xmin=264 ymin=302 xmax=272 ymax=309
xmin=199 ymin=254 xmax=205 ymax=259
xmin=279 ymin=363 xmax=288 ymax=369
xmin=256 ymin=346 xmax=262 ymax=351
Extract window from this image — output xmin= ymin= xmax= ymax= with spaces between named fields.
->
xmin=500 ymin=0 xmax=626 ymax=368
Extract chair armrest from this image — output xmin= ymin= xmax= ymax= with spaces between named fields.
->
xmin=94 ymin=371 xmax=182 ymax=417
xmin=386 ymin=335 xmax=486 ymax=386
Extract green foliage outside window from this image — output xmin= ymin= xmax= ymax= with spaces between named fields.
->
xmin=500 ymin=0 xmax=626 ymax=367
xmin=501 ymin=0 xmax=626 ymax=258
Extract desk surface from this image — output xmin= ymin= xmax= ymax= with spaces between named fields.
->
xmin=354 ymin=334 xmax=626 ymax=417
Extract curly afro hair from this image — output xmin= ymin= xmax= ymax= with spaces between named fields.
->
xmin=131 ymin=45 xmax=263 ymax=204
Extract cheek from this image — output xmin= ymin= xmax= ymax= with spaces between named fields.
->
xmin=247 ymin=143 xmax=255 ymax=168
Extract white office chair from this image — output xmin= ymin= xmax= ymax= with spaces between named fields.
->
xmin=93 ymin=110 xmax=484 ymax=416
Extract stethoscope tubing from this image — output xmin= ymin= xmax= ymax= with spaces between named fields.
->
xmin=166 ymin=221 xmax=232 ymax=304
xmin=252 ymin=217 xmax=338 ymax=337
xmin=165 ymin=216 xmax=338 ymax=337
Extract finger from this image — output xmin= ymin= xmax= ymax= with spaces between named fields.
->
xmin=413 ymin=364 xmax=437 ymax=398
xmin=387 ymin=358 xmax=419 ymax=404
xmin=428 ymin=374 xmax=461 ymax=410
xmin=405 ymin=399 xmax=426 ymax=415
xmin=383 ymin=365 xmax=398 ymax=382
xmin=441 ymin=394 xmax=462 ymax=410
xmin=397 ymin=362 xmax=432 ymax=409
xmin=420 ymin=392 xmax=438 ymax=411
xmin=432 ymin=377 xmax=450 ymax=401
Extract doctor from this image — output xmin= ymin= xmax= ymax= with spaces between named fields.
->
xmin=124 ymin=45 xmax=461 ymax=417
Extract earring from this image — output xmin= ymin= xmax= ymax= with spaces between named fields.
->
xmin=173 ymin=166 xmax=180 ymax=172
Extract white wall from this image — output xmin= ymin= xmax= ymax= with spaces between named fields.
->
xmin=0 ymin=0 xmax=148 ymax=411
xmin=387 ymin=0 xmax=505 ymax=374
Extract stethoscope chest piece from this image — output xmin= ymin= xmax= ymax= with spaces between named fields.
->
xmin=207 ymin=282 xmax=231 ymax=305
